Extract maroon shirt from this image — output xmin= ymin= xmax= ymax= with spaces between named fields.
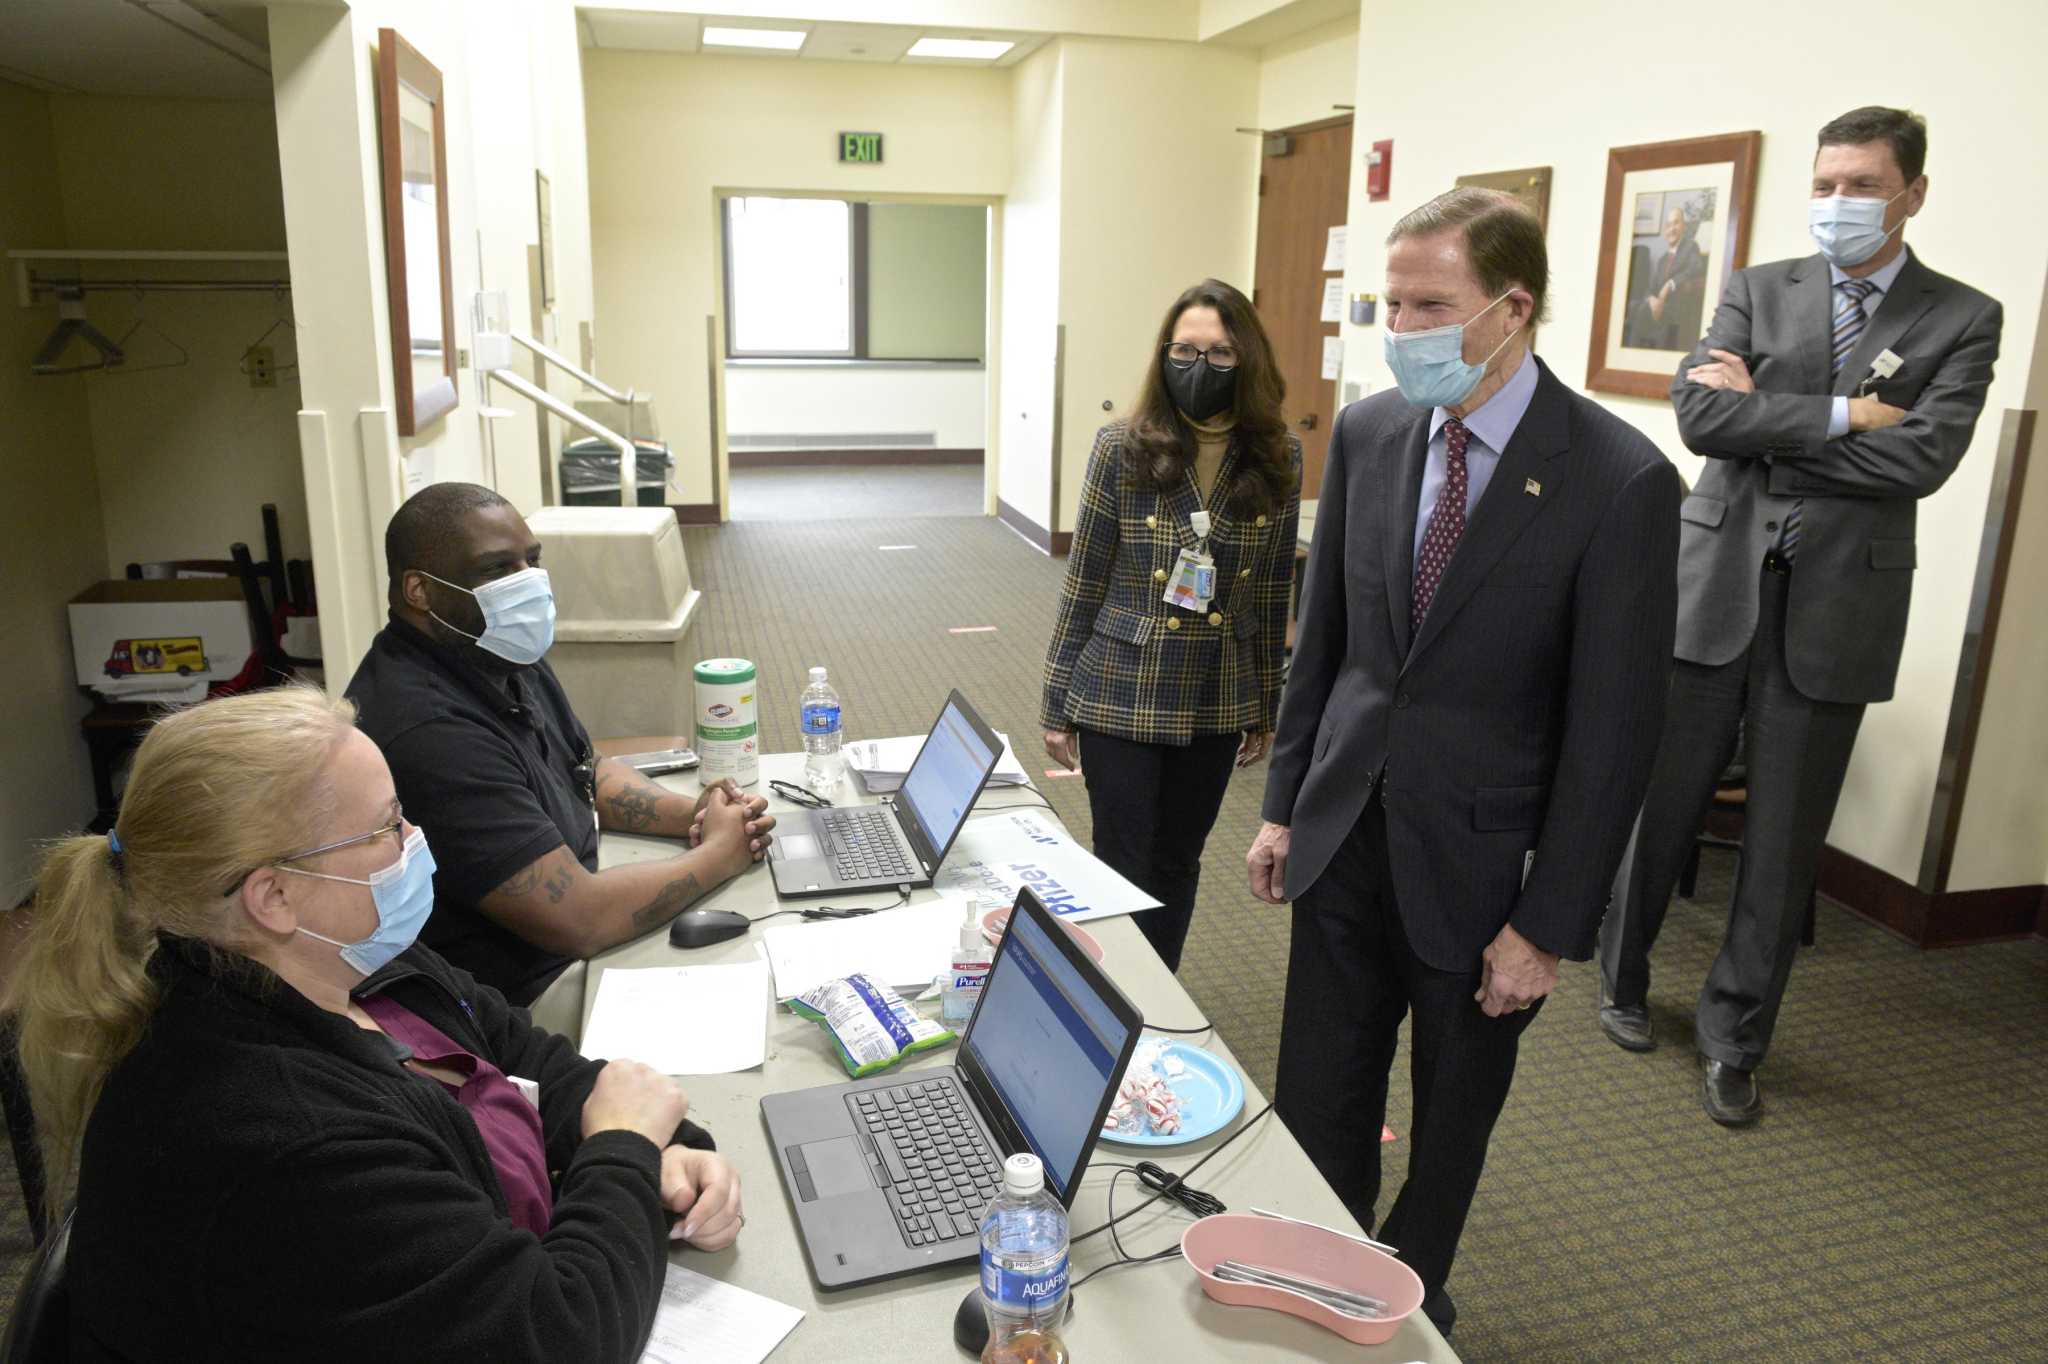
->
xmin=360 ymin=996 xmax=555 ymax=1237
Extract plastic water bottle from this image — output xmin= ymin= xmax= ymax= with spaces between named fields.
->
xmin=799 ymin=666 xmax=843 ymax=794
xmin=979 ymin=1153 xmax=1070 ymax=1364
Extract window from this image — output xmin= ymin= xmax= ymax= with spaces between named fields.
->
xmin=722 ymin=197 xmax=987 ymax=362
xmin=724 ymin=196 xmax=855 ymax=356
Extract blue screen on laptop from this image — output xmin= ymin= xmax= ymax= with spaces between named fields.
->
xmin=965 ymin=908 xmax=1130 ymax=1199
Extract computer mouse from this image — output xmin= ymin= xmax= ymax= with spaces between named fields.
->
xmin=952 ymin=1284 xmax=1073 ymax=1356
xmin=668 ymin=908 xmax=751 ymax=949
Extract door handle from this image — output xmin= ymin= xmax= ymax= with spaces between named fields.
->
xmin=1297 ymin=413 xmax=1318 ymax=430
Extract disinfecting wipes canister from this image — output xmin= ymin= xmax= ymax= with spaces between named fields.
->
xmin=693 ymin=657 xmax=759 ymax=786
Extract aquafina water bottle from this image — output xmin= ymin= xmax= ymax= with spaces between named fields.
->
xmin=978 ymin=1153 xmax=1069 ymax=1364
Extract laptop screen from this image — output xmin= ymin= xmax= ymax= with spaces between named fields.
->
xmin=964 ymin=906 xmax=1133 ymax=1200
xmin=897 ymin=697 xmax=997 ymax=855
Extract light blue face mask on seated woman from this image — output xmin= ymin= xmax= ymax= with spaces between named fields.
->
xmin=417 ymin=567 xmax=557 ymax=666
xmin=1382 ymin=292 xmax=1520 ymax=410
xmin=280 ymin=827 xmax=438 ymax=976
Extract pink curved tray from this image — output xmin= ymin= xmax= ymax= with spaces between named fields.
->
xmin=1180 ymin=1213 xmax=1423 ymax=1346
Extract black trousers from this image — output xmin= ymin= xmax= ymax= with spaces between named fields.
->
xmin=1076 ymin=727 xmax=1238 ymax=973
xmin=1274 ymin=800 xmax=1542 ymax=1332
xmin=1599 ymin=562 xmax=1865 ymax=1070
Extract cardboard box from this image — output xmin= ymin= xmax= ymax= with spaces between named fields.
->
xmin=68 ymin=580 xmax=256 ymax=695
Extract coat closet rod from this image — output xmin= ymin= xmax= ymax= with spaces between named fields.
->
xmin=9 ymin=250 xmax=290 ymax=308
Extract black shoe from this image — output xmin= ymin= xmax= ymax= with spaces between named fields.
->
xmin=1597 ymin=993 xmax=1654 ymax=1051
xmin=1701 ymin=1059 xmax=1762 ymax=1126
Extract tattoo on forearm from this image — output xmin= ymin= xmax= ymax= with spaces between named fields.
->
xmin=543 ymin=851 xmax=575 ymax=904
xmin=495 ymin=861 xmax=545 ymax=897
xmin=604 ymin=785 xmax=662 ymax=833
xmin=630 ymin=873 xmax=704 ymax=933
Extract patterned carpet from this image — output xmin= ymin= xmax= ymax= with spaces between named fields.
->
xmin=4 ymin=507 xmax=2043 ymax=1361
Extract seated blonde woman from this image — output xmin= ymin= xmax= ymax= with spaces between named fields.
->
xmin=12 ymin=687 xmax=742 ymax=1362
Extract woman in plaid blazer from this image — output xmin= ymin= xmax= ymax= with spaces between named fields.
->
xmin=1040 ymin=279 xmax=1302 ymax=971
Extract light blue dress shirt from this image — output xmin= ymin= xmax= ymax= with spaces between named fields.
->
xmin=1824 ymin=249 xmax=1908 ymax=438
xmin=1414 ymin=348 xmax=1539 ymax=568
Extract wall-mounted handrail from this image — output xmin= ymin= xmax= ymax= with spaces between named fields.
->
xmin=487 ymin=366 xmax=639 ymax=505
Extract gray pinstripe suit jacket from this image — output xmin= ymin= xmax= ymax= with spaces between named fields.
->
xmin=1263 ymin=357 xmax=1680 ymax=969
xmin=1669 ymin=248 xmax=2002 ymax=704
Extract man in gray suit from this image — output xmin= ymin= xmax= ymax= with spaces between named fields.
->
xmin=1248 ymin=188 xmax=1678 ymax=1333
xmin=1598 ymin=107 xmax=2002 ymax=1125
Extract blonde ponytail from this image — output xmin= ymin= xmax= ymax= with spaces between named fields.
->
xmin=11 ymin=686 xmax=357 ymax=1223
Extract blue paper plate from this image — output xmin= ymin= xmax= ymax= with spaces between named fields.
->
xmin=1099 ymin=1036 xmax=1246 ymax=1147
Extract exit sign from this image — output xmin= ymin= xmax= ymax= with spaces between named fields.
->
xmin=839 ymin=131 xmax=883 ymax=164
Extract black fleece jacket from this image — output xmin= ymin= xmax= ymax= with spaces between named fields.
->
xmin=68 ymin=937 xmax=713 ymax=1362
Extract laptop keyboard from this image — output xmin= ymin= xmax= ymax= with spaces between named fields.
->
xmin=822 ymin=808 xmax=916 ymax=881
xmin=848 ymin=1078 xmax=1005 ymax=1247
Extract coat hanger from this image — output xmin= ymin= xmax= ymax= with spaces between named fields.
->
xmin=29 ymin=289 xmax=126 ymax=376
xmin=100 ymin=290 xmax=190 ymax=378
xmin=237 ymin=290 xmax=299 ymax=382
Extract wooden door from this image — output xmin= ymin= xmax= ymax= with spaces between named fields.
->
xmin=1252 ymin=118 xmax=1353 ymax=501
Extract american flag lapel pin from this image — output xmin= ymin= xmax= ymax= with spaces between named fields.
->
xmin=1524 ymin=478 xmax=1542 ymax=496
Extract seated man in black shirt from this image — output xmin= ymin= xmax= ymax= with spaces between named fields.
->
xmin=347 ymin=482 xmax=775 ymax=1005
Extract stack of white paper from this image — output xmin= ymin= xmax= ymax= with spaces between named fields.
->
xmin=638 ymin=1262 xmax=803 ymax=1364
xmin=761 ymin=899 xmax=972 ymax=1000
xmin=581 ymin=961 xmax=771 ymax=1075
xmin=844 ymin=731 xmax=1031 ymax=794
xmin=935 ymin=809 xmax=1161 ymax=925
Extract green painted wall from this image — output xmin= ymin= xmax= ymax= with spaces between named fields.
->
xmin=866 ymin=203 xmax=986 ymax=360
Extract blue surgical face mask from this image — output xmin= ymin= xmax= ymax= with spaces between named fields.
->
xmin=421 ymin=567 xmax=556 ymax=666
xmin=1382 ymin=292 xmax=1519 ymax=410
xmin=1808 ymin=190 xmax=1905 ymax=269
xmin=282 ymin=827 xmax=437 ymax=976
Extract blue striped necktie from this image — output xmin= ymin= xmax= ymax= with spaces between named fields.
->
xmin=1781 ymin=277 xmax=1878 ymax=561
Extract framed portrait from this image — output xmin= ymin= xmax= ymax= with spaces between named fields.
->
xmin=375 ymin=28 xmax=458 ymax=436
xmin=1586 ymin=131 xmax=1761 ymax=400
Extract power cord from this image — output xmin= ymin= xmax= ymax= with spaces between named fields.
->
xmin=746 ymin=887 xmax=912 ymax=924
xmin=1067 ymin=1101 xmax=1276 ymax=1290
xmin=1143 ymin=1021 xmax=1215 ymax=1037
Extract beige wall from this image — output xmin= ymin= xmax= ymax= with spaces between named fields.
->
xmin=584 ymin=48 xmax=1014 ymax=512
xmin=1256 ymin=11 xmax=1358 ymax=134
xmin=995 ymin=41 xmax=1065 ymax=529
xmin=868 ymin=203 xmax=987 ymax=360
xmin=269 ymin=0 xmax=597 ymax=688
xmin=0 ymin=81 xmax=108 ymax=897
xmin=1053 ymin=38 xmax=1260 ymax=530
xmin=1947 ymin=274 xmax=2048 ymax=890
xmin=1333 ymin=0 xmax=2048 ymax=887
xmin=45 ymin=95 xmax=308 ymax=572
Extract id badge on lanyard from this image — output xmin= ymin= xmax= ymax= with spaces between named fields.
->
xmin=1162 ymin=507 xmax=1215 ymax=612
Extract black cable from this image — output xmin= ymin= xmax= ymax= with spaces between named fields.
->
xmin=1070 ymin=1100 xmax=1274 ymax=1248
xmin=1143 ymin=1021 xmax=1215 ymax=1036
xmin=745 ymin=888 xmax=911 ymax=924
xmin=973 ymin=793 xmax=1059 ymax=815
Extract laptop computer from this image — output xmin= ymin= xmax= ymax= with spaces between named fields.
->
xmin=768 ymin=689 xmax=1002 ymax=899
xmin=761 ymin=887 xmax=1143 ymax=1289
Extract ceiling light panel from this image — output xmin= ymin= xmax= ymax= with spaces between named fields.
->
xmin=702 ymin=25 xmax=807 ymax=51
xmin=906 ymin=37 xmax=1014 ymax=60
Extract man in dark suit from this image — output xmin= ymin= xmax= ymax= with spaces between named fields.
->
xmin=1247 ymin=188 xmax=1679 ymax=1333
xmin=1626 ymin=206 xmax=1707 ymax=350
xmin=1598 ymin=107 xmax=2002 ymax=1125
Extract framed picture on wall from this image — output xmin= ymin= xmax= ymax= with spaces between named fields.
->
xmin=535 ymin=170 xmax=556 ymax=311
xmin=375 ymin=28 xmax=459 ymax=436
xmin=1586 ymin=131 xmax=1761 ymax=400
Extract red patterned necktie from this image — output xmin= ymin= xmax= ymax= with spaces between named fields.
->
xmin=1412 ymin=418 xmax=1470 ymax=629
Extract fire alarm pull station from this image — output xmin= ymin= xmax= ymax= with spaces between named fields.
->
xmin=1367 ymin=139 xmax=1393 ymax=201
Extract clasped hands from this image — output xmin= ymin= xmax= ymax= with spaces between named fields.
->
xmin=1686 ymin=348 xmax=1906 ymax=431
xmin=685 ymin=779 xmax=775 ymax=863
xmin=1245 ymin=821 xmax=1557 ymax=1016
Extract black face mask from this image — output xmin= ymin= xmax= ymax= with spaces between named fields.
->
xmin=1164 ymin=358 xmax=1238 ymax=422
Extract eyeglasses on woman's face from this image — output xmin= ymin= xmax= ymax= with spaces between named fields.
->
xmin=221 ymin=804 xmax=410 ymax=897
xmin=1163 ymin=341 xmax=1239 ymax=372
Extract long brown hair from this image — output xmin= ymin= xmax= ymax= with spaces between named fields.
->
xmin=1123 ymin=278 xmax=1293 ymax=517
xmin=7 ymin=686 xmax=355 ymax=1223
